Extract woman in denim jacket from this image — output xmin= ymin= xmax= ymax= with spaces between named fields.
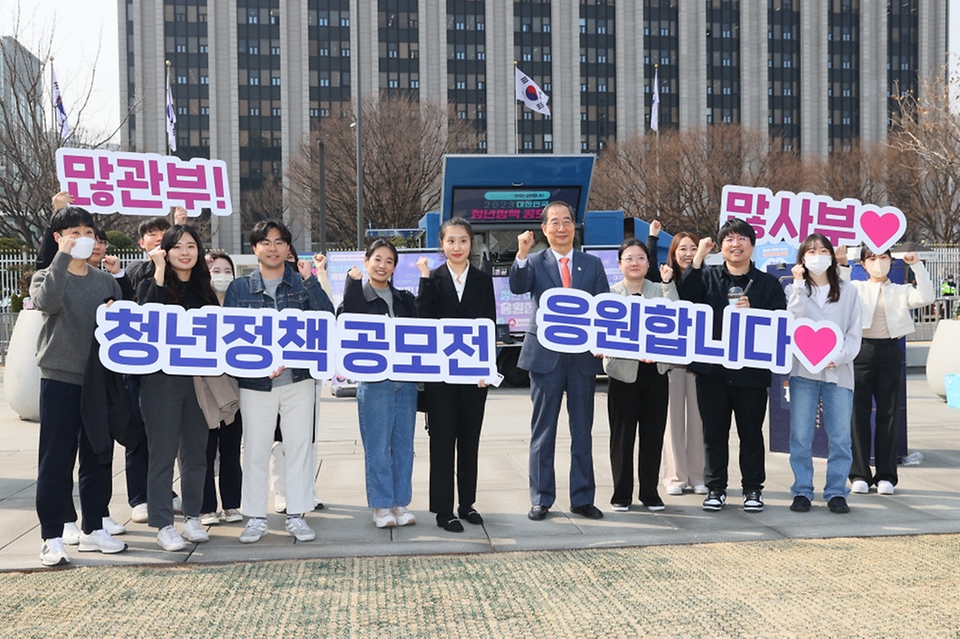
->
xmin=338 ymin=240 xmax=419 ymax=529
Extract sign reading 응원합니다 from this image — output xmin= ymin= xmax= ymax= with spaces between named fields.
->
xmin=95 ymin=302 xmax=498 ymax=384
xmin=536 ymin=289 xmax=843 ymax=375
xmin=56 ymin=148 xmax=233 ymax=216
xmin=720 ymin=184 xmax=906 ymax=254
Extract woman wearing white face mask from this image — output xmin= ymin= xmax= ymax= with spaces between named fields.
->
xmin=838 ymin=246 xmax=935 ymax=496
xmin=199 ymin=250 xmax=244 ymax=525
xmin=785 ymin=235 xmax=861 ymax=514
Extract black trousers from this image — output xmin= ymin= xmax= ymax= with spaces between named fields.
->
xmin=695 ymin=374 xmax=768 ymax=494
xmin=202 ymin=410 xmax=243 ymax=513
xmin=606 ymin=372 xmax=669 ymax=505
xmin=425 ymin=382 xmax=488 ymax=515
xmin=851 ymin=338 xmax=903 ymax=485
xmin=37 ymin=379 xmax=111 ymax=539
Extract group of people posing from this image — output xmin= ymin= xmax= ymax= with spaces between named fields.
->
xmin=511 ymin=202 xmax=934 ymax=522
xmin=30 ymin=198 xmax=933 ymax=568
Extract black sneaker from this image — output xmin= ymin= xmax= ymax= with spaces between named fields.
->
xmin=827 ymin=496 xmax=850 ymax=514
xmin=702 ymin=490 xmax=726 ymax=511
xmin=790 ymin=495 xmax=811 ymax=512
xmin=743 ymin=490 xmax=764 ymax=512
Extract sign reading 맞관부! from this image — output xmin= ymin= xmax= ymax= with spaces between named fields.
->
xmin=56 ymin=148 xmax=233 ymax=217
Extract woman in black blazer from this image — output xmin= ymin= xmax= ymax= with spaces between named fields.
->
xmin=416 ymin=218 xmax=497 ymax=533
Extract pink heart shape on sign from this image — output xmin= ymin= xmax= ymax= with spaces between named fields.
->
xmin=860 ymin=209 xmax=903 ymax=250
xmin=793 ymin=325 xmax=838 ymax=369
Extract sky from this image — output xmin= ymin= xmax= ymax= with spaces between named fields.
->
xmin=1 ymin=0 xmax=120 ymax=142
xmin=2 ymin=1 xmax=960 ymax=143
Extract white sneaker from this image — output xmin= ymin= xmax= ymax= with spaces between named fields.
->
xmin=877 ymin=480 xmax=895 ymax=495
xmin=239 ymin=518 xmax=269 ymax=543
xmin=223 ymin=508 xmax=243 ymax=523
xmin=182 ymin=517 xmax=210 ymax=543
xmin=62 ymin=522 xmax=81 ymax=545
xmin=40 ymin=538 xmax=70 ymax=567
xmin=172 ymin=496 xmax=183 ymax=514
xmin=693 ymin=485 xmax=709 ymax=495
xmin=274 ymin=493 xmax=287 ymax=514
xmin=285 ymin=516 xmax=316 ymax=541
xmin=102 ymin=516 xmax=126 ymax=536
xmin=391 ymin=506 xmax=416 ymax=526
xmin=665 ymin=486 xmax=684 ymax=496
xmin=157 ymin=524 xmax=186 ymax=551
xmin=373 ymin=508 xmax=397 ymax=528
xmin=200 ymin=512 xmax=221 ymax=526
xmin=131 ymin=503 xmax=149 ymax=523
xmin=851 ymin=479 xmax=870 ymax=494
xmin=78 ymin=529 xmax=128 ymax=554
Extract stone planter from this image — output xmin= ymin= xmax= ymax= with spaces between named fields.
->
xmin=926 ymin=319 xmax=960 ymax=399
xmin=3 ymin=309 xmax=42 ymax=421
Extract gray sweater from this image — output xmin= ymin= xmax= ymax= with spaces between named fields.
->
xmin=30 ymin=251 xmax=123 ymax=385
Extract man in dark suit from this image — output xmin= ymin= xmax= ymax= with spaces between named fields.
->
xmin=510 ymin=201 xmax=610 ymax=521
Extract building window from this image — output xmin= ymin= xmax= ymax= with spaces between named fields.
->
xmin=177 ymin=106 xmax=188 ymax=115
xmin=340 ymin=17 xmax=350 ymax=26
xmin=410 ymin=80 xmax=419 ymax=88
xmin=272 ymin=108 xmax=281 ymax=116
xmin=201 ymin=106 xmax=210 ymax=114
xmin=271 ymin=46 xmax=281 ymax=55
xmin=200 ymin=76 xmax=209 ymax=84
xmin=249 ymin=76 xmax=259 ymax=85
xmin=249 ymin=46 xmax=258 ymax=54
xmin=177 ymin=75 xmax=187 ymax=84
xmin=250 ymin=107 xmax=260 ymax=115
xmin=271 ymin=77 xmax=281 ymax=86
xmin=319 ymin=48 xmax=329 ymax=56
xmin=247 ymin=10 xmax=258 ymax=24
xmin=199 ymin=45 xmax=208 ymax=53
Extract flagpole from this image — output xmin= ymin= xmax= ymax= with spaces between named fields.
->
xmin=49 ymin=57 xmax=56 ymax=142
xmin=165 ymin=60 xmax=172 ymax=155
xmin=513 ymin=61 xmax=519 ymax=154
xmin=654 ymin=64 xmax=660 ymax=219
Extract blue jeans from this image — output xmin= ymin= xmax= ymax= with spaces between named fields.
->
xmin=357 ymin=381 xmax=417 ymax=509
xmin=788 ymin=376 xmax=853 ymax=501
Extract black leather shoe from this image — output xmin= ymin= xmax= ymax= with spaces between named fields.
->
xmin=570 ymin=504 xmax=604 ymax=519
xmin=436 ymin=514 xmax=464 ymax=532
xmin=528 ymin=505 xmax=549 ymax=521
xmin=790 ymin=495 xmax=811 ymax=512
xmin=458 ymin=507 xmax=484 ymax=525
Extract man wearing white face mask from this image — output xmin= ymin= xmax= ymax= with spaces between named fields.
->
xmin=838 ymin=246 xmax=934 ymax=496
xmin=30 ymin=207 xmax=126 ymax=566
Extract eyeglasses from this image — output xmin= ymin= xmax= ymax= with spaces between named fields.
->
xmin=722 ymin=235 xmax=751 ymax=245
xmin=620 ymin=256 xmax=648 ymax=264
xmin=257 ymin=239 xmax=289 ymax=249
xmin=545 ymin=219 xmax=574 ymax=230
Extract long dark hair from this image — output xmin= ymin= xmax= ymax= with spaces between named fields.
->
xmin=667 ymin=231 xmax=700 ymax=274
xmin=797 ymin=233 xmax=841 ymax=304
xmin=159 ymin=225 xmax=218 ymax=306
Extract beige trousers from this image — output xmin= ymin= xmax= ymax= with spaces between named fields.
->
xmin=660 ymin=367 xmax=704 ymax=489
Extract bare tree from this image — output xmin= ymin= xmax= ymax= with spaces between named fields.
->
xmin=0 ymin=16 xmax=132 ymax=246
xmin=888 ymin=70 xmax=960 ymax=244
xmin=287 ymin=94 xmax=479 ymax=249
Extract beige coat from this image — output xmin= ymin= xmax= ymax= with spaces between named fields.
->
xmin=602 ymin=278 xmax=679 ymax=383
xmin=194 ymin=374 xmax=240 ymax=429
